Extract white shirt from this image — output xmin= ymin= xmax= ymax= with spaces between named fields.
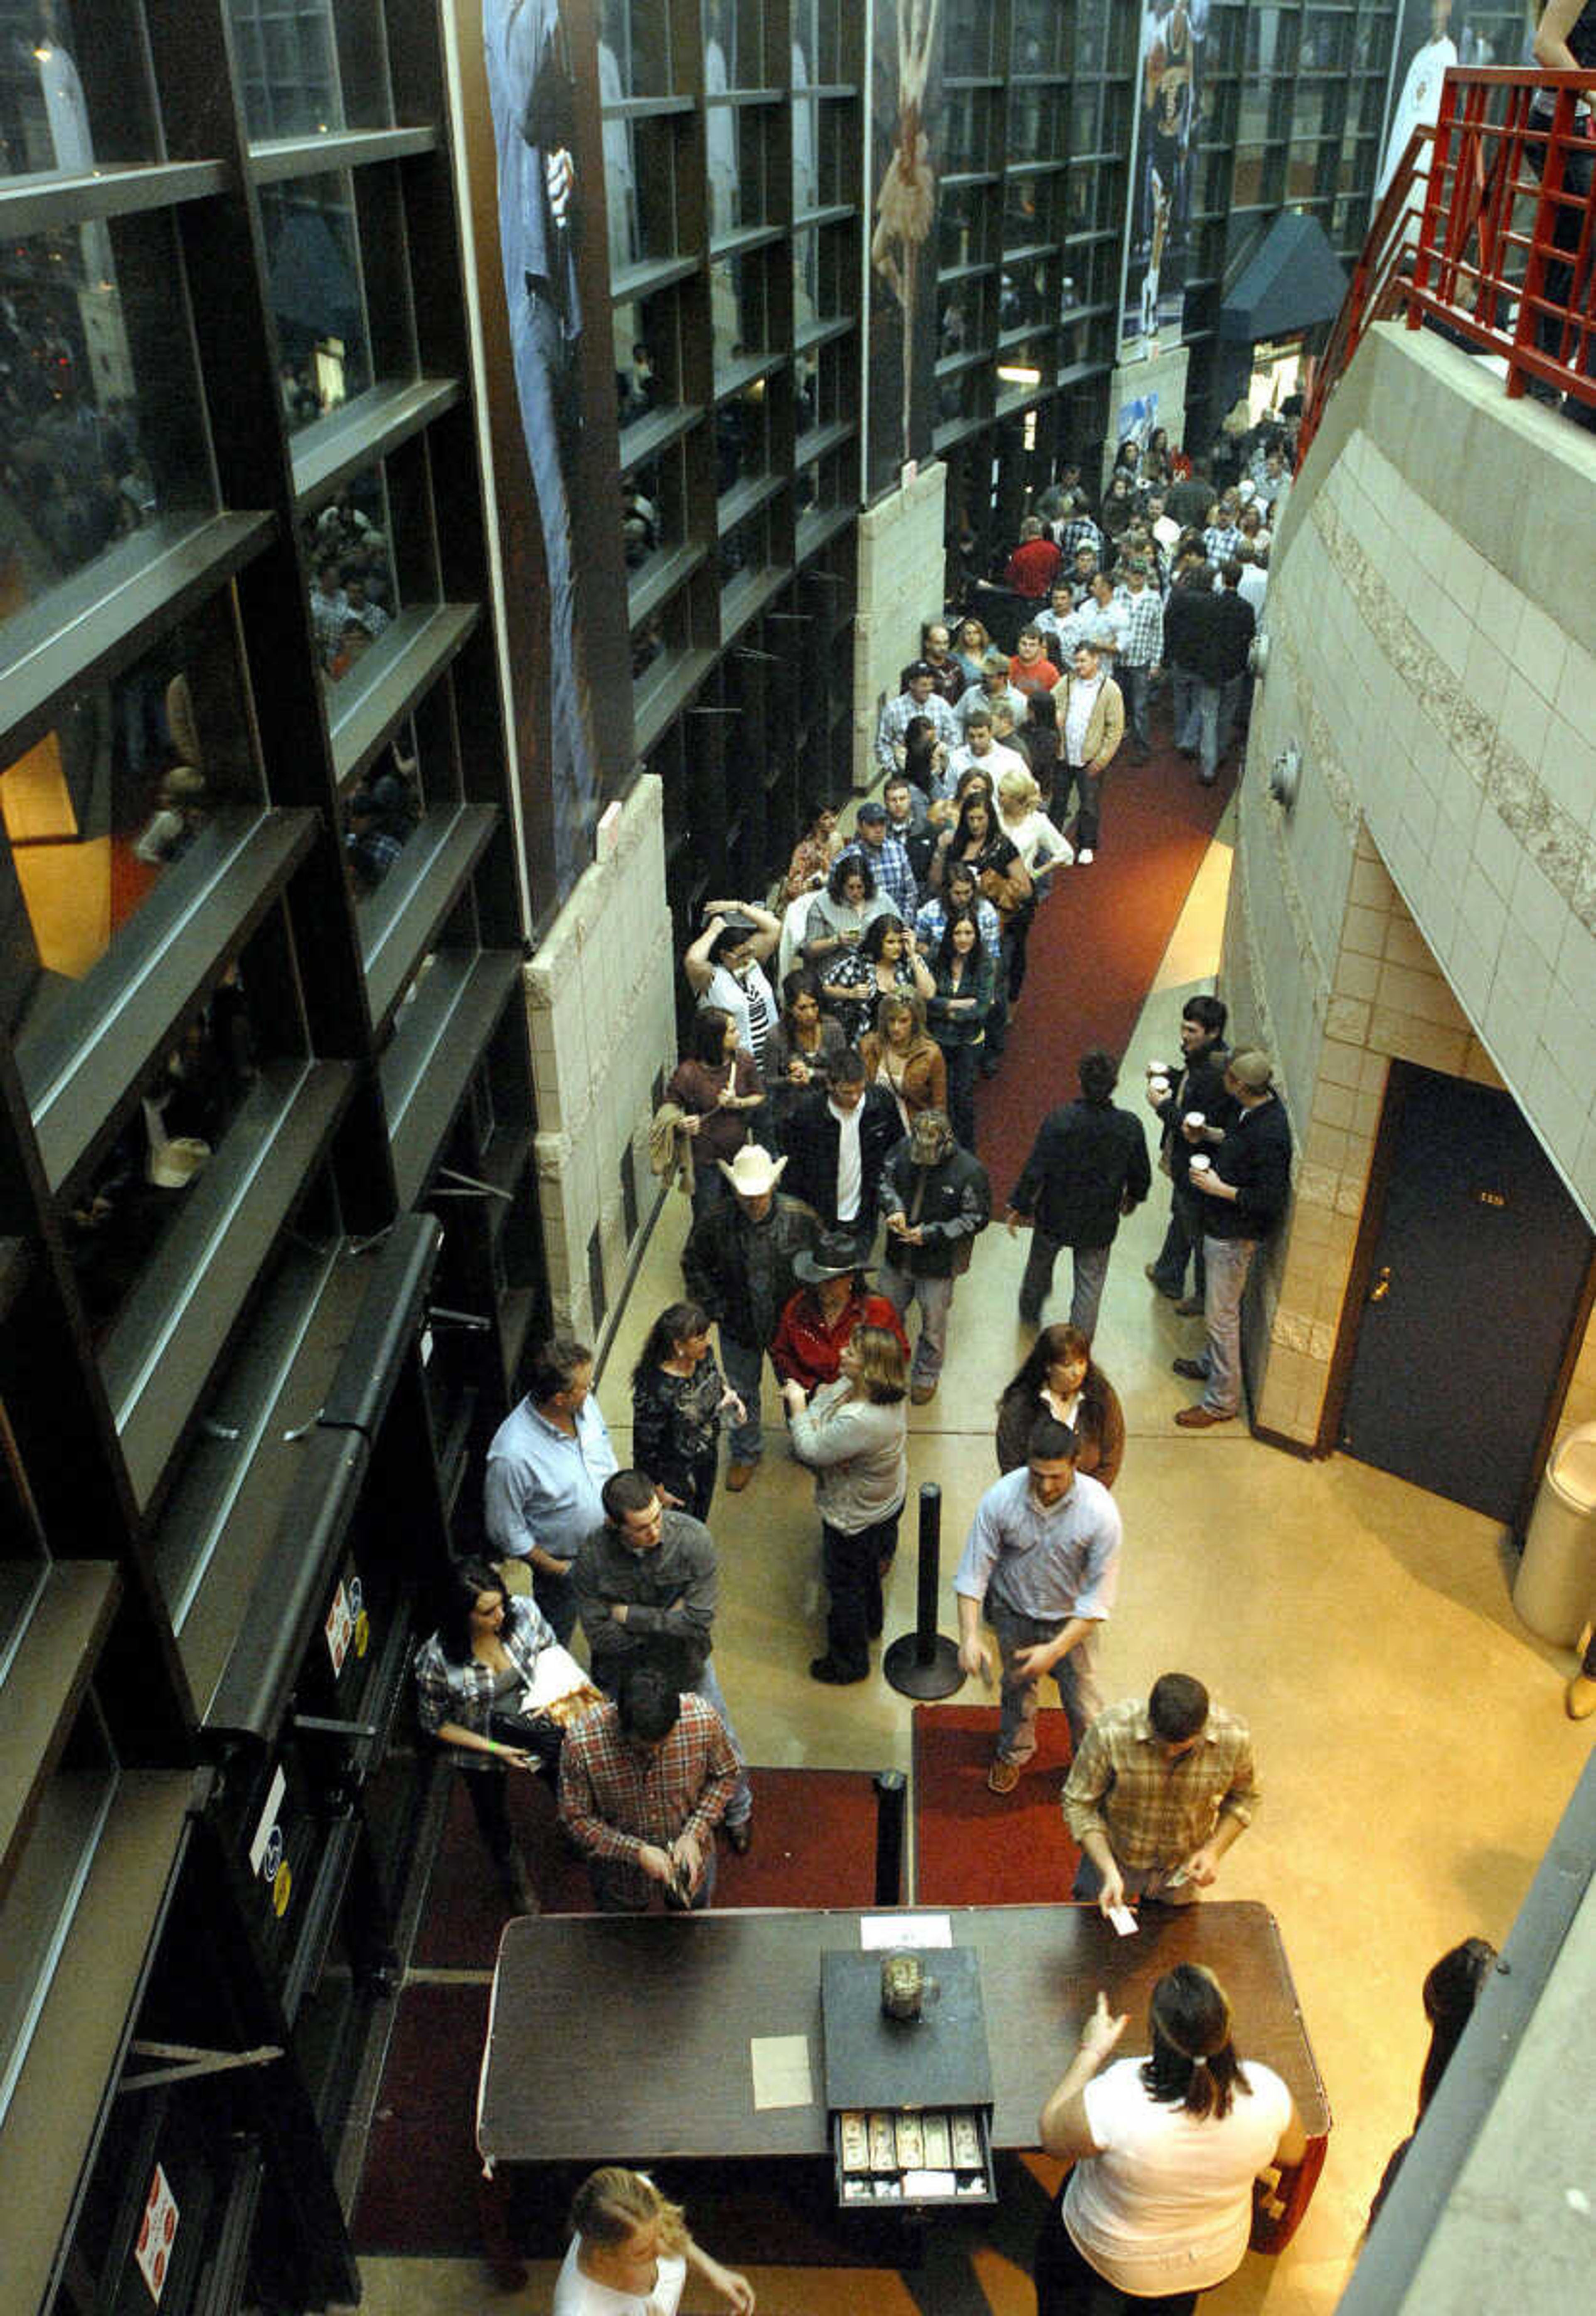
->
xmin=1000 ymin=808 xmax=1074 ymax=873
xmin=830 ymin=1097 xmax=864 ymax=1222
xmin=1062 ymin=672 xmax=1105 ymax=768
xmin=1063 ymin=2057 xmax=1293 ymax=2296
xmin=554 ymin=2240 xmax=686 ymax=2315
xmin=946 ymin=739 xmax=1029 ymax=794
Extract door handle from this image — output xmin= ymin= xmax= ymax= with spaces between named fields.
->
xmin=1368 ymin=1266 xmax=1391 ymax=1304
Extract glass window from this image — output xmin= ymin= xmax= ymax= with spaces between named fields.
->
xmin=940 ymin=183 xmax=994 ymax=271
xmin=796 ymin=338 xmax=854 ymax=436
xmin=704 ymin=0 xmax=769 ymax=92
xmin=60 ymin=978 xmax=263 ymax=1341
xmin=259 ymin=172 xmax=375 ymax=429
xmin=712 ymin=250 xmax=773 ymax=379
xmin=943 ymin=0 xmax=998 ymax=78
xmin=227 ymin=0 xmax=392 ymax=140
xmin=794 ymin=218 xmax=852 ymax=330
xmin=942 ymin=86 xmax=994 ymax=175
xmin=614 ymin=285 xmax=683 ymax=433
xmin=622 ymin=435 xmax=690 ymax=594
xmin=602 ymin=113 xmax=682 ymax=273
xmin=342 ymin=725 xmax=424 ymax=906
xmin=599 ymin=0 xmax=675 ymax=100
xmin=716 ymin=378 xmax=775 ymax=498
xmin=0 ymin=209 xmax=214 ymax=638
xmin=719 ymin=503 xmax=777 ymax=596
xmin=1009 ymin=85 xmax=1064 ymax=167
xmin=1012 ymin=0 xmax=1067 ymax=76
xmin=1000 ymin=259 xmax=1053 ymax=335
xmin=0 ymin=4 xmax=155 ymax=179
xmin=809 ymin=94 xmax=857 ymax=209
xmin=0 ymin=1404 xmax=50 ymax=1686
xmin=793 ymin=0 xmax=851 ymax=86
xmin=0 ymin=1691 xmax=117 ymax=2121
xmin=300 ymin=465 xmax=399 ymax=678
xmin=707 ymin=101 xmax=776 ymax=241
xmin=2 ymin=597 xmax=265 ymax=1067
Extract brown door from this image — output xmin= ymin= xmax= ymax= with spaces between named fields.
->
xmin=1336 ymin=1065 xmax=1593 ymax=1526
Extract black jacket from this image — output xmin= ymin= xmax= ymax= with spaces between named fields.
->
xmin=877 ymin=1143 xmax=992 ymax=1278
xmin=1010 ymin=1099 xmax=1151 ymax=1249
xmin=1212 ymin=588 xmax=1256 ymax=682
xmin=1163 ymin=577 xmax=1227 ymax=682
xmin=1204 ymin=1093 xmax=1292 ymax=1241
xmin=1153 ymin=1039 xmax=1236 ymax=1186
xmin=781 ymin=1085 xmax=904 ymax=1233
xmin=681 ymin=1192 xmax=821 ymax=1347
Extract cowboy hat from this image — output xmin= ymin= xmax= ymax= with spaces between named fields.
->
xmin=793 ymin=1229 xmax=875 ymax=1284
xmin=718 ymin=1144 xmax=788 ymax=1196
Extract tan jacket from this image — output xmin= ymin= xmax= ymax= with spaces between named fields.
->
xmin=1051 ymin=672 xmax=1125 ymax=772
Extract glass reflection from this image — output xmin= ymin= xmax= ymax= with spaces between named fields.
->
xmin=343 ymin=739 xmax=419 ymax=904
xmin=2 ymin=610 xmax=262 ymax=1057
xmin=300 ymin=467 xmax=396 ymax=676
xmin=0 ymin=3 xmax=154 ymax=179
xmin=258 ymin=173 xmax=372 ymax=428
xmin=226 ymin=0 xmax=342 ymax=140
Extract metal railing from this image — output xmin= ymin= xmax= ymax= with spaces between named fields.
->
xmin=1300 ymin=68 xmax=1596 ymax=458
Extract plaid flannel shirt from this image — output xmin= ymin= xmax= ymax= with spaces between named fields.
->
xmin=559 ymin=1693 xmax=740 ymax=1906
xmin=839 ymin=832 xmax=918 ymax=919
xmin=1116 ymin=586 xmax=1165 ymax=668
xmin=1204 ymin=523 xmax=1244 ymax=568
xmin=412 ymin=1595 xmax=558 ymax=1770
xmin=1062 ymin=1698 xmax=1259 ymax=1871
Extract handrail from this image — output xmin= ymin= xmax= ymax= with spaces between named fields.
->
xmin=1298 ymin=67 xmax=1596 ymax=462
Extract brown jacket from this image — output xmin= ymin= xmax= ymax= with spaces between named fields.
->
xmin=860 ymin=1032 xmax=948 ymax=1120
xmin=1051 ymin=671 xmax=1125 ymax=772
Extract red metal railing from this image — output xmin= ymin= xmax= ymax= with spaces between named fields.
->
xmin=1299 ymin=68 xmax=1596 ymax=459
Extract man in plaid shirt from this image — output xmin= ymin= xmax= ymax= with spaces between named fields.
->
xmin=1114 ymin=559 xmax=1165 ymax=762
xmin=559 ymin=1666 xmax=741 ymax=1911
xmin=1062 ymin=1672 xmax=1259 ymax=1915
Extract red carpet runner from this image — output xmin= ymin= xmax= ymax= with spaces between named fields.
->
xmin=975 ymin=744 xmax=1235 ymax=1199
xmin=912 ymin=1704 xmax=1081 ymax=1907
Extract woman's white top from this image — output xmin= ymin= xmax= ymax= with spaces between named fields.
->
xmin=1062 ymin=2057 xmax=1293 ymax=2296
xmin=699 ymin=958 xmax=776 ymax=1067
xmin=553 ymin=2239 xmax=687 ymax=2315
xmin=1000 ymin=807 xmax=1074 ymax=873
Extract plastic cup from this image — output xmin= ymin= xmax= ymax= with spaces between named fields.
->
xmin=1189 ymin=1153 xmax=1212 ymax=1175
xmin=1185 ymin=1111 xmax=1205 ymax=1131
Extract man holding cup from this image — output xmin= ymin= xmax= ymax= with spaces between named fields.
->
xmin=1144 ymin=996 xmax=1233 ymax=1314
xmin=1173 ymin=1052 xmax=1292 ymax=1429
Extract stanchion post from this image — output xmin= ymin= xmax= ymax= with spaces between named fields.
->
xmin=883 ymin=1480 xmax=964 ymax=1699
xmin=872 ymin=1770 xmax=906 ymax=1906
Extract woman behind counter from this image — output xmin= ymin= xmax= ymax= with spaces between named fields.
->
xmin=554 ymin=2167 xmax=754 ymax=2316
xmin=1036 ymin=1964 xmax=1305 ymax=2315
xmin=412 ymin=1557 xmax=564 ymax=1912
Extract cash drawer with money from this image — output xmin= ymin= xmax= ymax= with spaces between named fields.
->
xmin=821 ymin=1947 xmax=997 ymax=2208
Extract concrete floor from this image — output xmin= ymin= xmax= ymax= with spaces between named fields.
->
xmin=358 ymin=820 xmax=1591 ymax=2314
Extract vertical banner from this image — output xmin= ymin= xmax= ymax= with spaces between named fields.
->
xmin=463 ymin=3 xmax=631 ymax=918
xmin=1121 ymin=2 xmax=1208 ymax=363
xmin=867 ymin=0 xmax=943 ymax=501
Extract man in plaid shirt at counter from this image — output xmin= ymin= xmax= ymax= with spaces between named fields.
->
xmin=559 ymin=1666 xmax=740 ymax=1912
xmin=1062 ymin=1671 xmax=1259 ymax=1916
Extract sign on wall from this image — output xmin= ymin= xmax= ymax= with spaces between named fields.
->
xmin=1120 ymin=2 xmax=1208 ymax=364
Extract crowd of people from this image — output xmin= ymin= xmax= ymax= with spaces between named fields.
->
xmin=410 ymin=424 xmax=1502 ymax=2311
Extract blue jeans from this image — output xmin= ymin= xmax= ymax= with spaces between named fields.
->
xmin=718 ymin=1331 xmax=768 ymax=1462
xmin=691 ymin=1657 xmax=753 ymax=1829
xmin=1172 ymin=670 xmax=1201 ymax=751
xmin=879 ymin=1261 xmax=955 ymax=1387
xmin=1119 ymin=661 xmax=1152 ymax=751
xmin=1018 ymin=1234 xmax=1112 ymax=1340
xmin=1198 ymin=1233 xmax=1259 ymax=1417
xmin=988 ymin=1604 xmax=1103 ymax=1764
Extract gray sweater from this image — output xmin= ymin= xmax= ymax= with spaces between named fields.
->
xmin=789 ymin=1381 xmax=907 ymax=1535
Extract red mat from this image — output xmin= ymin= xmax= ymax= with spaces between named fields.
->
xmin=912 ymin=1705 xmax=1081 ymax=1907
xmin=977 ymin=737 xmax=1235 ymax=1198
xmin=415 ymin=1764 xmax=887 ymax=1969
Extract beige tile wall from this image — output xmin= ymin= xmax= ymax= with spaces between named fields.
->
xmin=523 ymin=776 xmax=675 ymax=1344
xmin=852 ymin=460 xmax=948 ymax=788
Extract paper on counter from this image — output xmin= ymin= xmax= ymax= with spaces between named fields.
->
xmin=750 ymin=2034 xmax=814 ymax=2110
xmin=860 ymin=1914 xmax=953 ymax=1949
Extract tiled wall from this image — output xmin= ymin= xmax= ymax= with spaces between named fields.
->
xmin=1224 ymin=322 xmax=1595 ymax=1446
xmin=852 ymin=460 xmax=948 ymax=787
xmin=524 ymin=776 xmax=675 ymax=1342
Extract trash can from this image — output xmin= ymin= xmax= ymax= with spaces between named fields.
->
xmin=1513 ymin=1421 xmax=1596 ymax=1645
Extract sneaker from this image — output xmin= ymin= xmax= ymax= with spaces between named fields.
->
xmin=910 ymin=1382 xmax=937 ymax=1405
xmin=1172 ymin=1357 xmax=1207 ymax=1381
xmin=727 ymin=1460 xmax=758 ymax=1491
xmin=810 ymin=1655 xmax=867 ymax=1685
xmin=987 ymin=1758 xmax=1022 ymax=1795
xmin=1077 ymin=847 xmax=1094 ymax=864
xmin=1144 ymin=1264 xmax=1182 ymax=1300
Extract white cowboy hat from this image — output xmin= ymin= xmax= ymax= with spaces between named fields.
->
xmin=718 ymin=1144 xmax=788 ymax=1196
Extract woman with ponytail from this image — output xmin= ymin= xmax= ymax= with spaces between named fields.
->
xmin=1034 ymin=1963 xmax=1305 ymax=2312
